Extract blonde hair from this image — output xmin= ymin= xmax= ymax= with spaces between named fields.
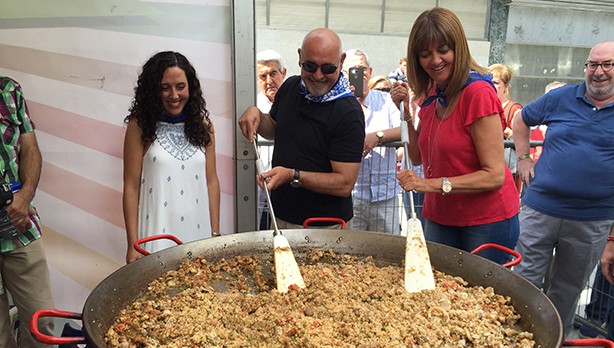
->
xmin=368 ymin=76 xmax=392 ymax=90
xmin=406 ymin=7 xmax=487 ymax=103
xmin=545 ymin=81 xmax=565 ymax=93
xmin=488 ymin=63 xmax=513 ymax=100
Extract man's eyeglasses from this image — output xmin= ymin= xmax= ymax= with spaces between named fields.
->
xmin=374 ymin=87 xmax=391 ymax=92
xmin=301 ymin=61 xmax=338 ymax=74
xmin=585 ymin=61 xmax=614 ymax=72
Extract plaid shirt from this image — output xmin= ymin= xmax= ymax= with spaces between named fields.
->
xmin=0 ymin=76 xmax=42 ymax=252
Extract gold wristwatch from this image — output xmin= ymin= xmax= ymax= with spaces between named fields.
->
xmin=441 ymin=177 xmax=452 ymax=195
xmin=376 ymin=131 xmax=384 ymax=145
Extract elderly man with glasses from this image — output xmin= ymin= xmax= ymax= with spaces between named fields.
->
xmin=512 ymin=41 xmax=614 ymax=337
xmin=239 ymin=28 xmax=364 ymax=230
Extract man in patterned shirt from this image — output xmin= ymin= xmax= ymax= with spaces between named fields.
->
xmin=0 ymin=76 xmax=54 ymax=348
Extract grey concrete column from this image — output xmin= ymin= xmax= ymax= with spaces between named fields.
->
xmin=232 ymin=0 xmax=258 ymax=232
xmin=488 ymin=0 xmax=510 ymax=66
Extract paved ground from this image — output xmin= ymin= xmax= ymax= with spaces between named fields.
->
xmin=566 ymin=325 xmax=612 ymax=347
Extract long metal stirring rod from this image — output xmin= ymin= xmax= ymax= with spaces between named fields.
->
xmin=399 ymin=101 xmax=417 ymax=219
xmin=252 ymin=135 xmax=280 ymax=235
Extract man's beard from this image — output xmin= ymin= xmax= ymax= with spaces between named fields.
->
xmin=304 ymin=76 xmax=330 ymax=97
xmin=587 ymin=75 xmax=614 ymax=100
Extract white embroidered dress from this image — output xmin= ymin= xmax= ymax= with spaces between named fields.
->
xmin=138 ymin=122 xmax=211 ymax=253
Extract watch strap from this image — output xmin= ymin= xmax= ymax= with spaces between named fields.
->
xmin=290 ymin=169 xmax=302 ymax=188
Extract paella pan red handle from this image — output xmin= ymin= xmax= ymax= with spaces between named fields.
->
xmin=303 ymin=217 xmax=346 ymax=229
xmin=30 ymin=309 xmax=87 ymax=344
xmin=134 ymin=234 xmax=183 ymax=256
xmin=470 ymin=243 xmax=522 ymax=268
xmin=563 ymin=339 xmax=614 ymax=347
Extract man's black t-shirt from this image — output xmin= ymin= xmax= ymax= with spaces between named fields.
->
xmin=269 ymin=75 xmax=365 ymax=225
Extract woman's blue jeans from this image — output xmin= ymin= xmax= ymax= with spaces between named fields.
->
xmin=424 ymin=214 xmax=520 ymax=265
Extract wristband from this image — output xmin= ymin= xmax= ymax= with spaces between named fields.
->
xmin=517 ymin=154 xmax=531 ymax=162
xmin=608 ymin=236 xmax=614 ymax=242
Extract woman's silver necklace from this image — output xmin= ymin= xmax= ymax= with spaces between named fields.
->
xmin=426 ymin=100 xmax=452 ymax=178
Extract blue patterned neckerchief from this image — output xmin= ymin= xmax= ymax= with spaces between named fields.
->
xmin=421 ymin=70 xmax=496 ymax=108
xmin=299 ymin=71 xmax=354 ymax=103
xmin=160 ymin=112 xmax=186 ymax=123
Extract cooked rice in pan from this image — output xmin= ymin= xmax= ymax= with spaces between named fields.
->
xmin=105 ymin=249 xmax=534 ymax=348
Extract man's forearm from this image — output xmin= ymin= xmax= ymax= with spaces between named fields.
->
xmin=379 ymin=126 xmax=401 ymax=143
xmin=258 ymin=112 xmax=276 ymax=140
xmin=298 ymin=162 xmax=360 ymax=197
xmin=298 ymin=172 xmax=354 ymax=197
xmin=512 ymin=110 xmax=531 ymax=156
xmin=602 ymin=223 xmax=614 ymax=285
xmin=17 ymin=133 xmax=42 ymax=202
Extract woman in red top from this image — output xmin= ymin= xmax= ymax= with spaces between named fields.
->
xmin=393 ymin=7 xmax=519 ymax=264
xmin=488 ymin=64 xmax=522 ymax=139
xmin=488 ymin=63 xmax=523 ymax=193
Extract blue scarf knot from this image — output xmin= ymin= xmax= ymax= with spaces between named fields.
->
xmin=421 ymin=70 xmax=496 ymax=107
xmin=299 ymin=72 xmax=355 ymax=103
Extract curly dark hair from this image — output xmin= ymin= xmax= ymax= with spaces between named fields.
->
xmin=125 ymin=51 xmax=212 ymax=148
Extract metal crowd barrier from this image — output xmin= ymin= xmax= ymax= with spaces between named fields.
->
xmin=255 ymin=139 xmax=543 ymax=235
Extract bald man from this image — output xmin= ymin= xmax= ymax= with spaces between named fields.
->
xmin=513 ymin=41 xmax=614 ymax=337
xmin=239 ymin=28 xmax=365 ymax=229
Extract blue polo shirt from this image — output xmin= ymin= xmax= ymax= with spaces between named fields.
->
xmin=521 ymin=82 xmax=614 ymax=221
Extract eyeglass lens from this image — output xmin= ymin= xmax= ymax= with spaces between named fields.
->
xmin=301 ymin=61 xmax=338 ymax=74
xmin=586 ymin=61 xmax=613 ymax=71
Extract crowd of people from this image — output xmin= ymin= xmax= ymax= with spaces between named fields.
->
xmin=1 ymin=5 xmax=613 ymax=346
xmin=245 ymin=10 xmax=614 ymax=340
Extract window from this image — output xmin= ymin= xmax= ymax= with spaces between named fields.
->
xmin=256 ymin=0 xmax=488 ymax=39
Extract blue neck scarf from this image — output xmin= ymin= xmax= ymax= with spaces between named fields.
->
xmin=160 ymin=112 xmax=186 ymax=124
xmin=421 ymin=70 xmax=496 ymax=108
xmin=299 ymin=71 xmax=354 ymax=103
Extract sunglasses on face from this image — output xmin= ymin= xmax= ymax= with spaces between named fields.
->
xmin=301 ymin=61 xmax=338 ymax=74
xmin=374 ymin=87 xmax=391 ymax=92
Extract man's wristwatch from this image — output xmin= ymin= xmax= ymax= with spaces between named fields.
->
xmin=441 ymin=177 xmax=452 ymax=195
xmin=290 ymin=169 xmax=302 ymax=188
xmin=376 ymin=131 xmax=385 ymax=145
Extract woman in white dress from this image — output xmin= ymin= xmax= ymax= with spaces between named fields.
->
xmin=123 ymin=51 xmax=220 ymax=264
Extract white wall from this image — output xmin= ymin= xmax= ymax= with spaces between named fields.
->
xmin=0 ymin=0 xmax=234 ymax=314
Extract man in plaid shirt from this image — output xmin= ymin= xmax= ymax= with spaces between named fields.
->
xmin=0 ymin=76 xmax=54 ymax=348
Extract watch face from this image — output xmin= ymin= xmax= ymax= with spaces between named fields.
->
xmin=442 ymin=178 xmax=452 ymax=194
xmin=290 ymin=179 xmax=301 ymax=188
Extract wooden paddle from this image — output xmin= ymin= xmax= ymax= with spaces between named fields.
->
xmin=399 ymin=101 xmax=436 ymax=292
xmin=252 ymin=136 xmax=306 ymax=293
